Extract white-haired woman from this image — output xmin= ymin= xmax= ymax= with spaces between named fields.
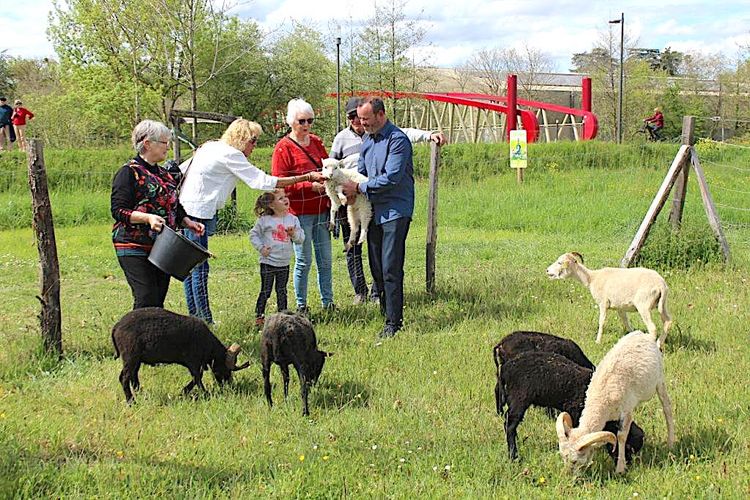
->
xmin=111 ymin=119 xmax=205 ymax=310
xmin=271 ymin=98 xmax=334 ymax=313
xmin=179 ymin=118 xmax=326 ymax=323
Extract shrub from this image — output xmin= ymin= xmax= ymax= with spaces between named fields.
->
xmin=633 ymin=222 xmax=723 ymax=270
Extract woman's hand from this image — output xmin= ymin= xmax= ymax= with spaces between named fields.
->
xmin=311 ymin=182 xmax=326 ymax=194
xmin=147 ymin=214 xmax=166 ymax=232
xmin=183 ymin=217 xmax=205 ymax=236
xmin=308 ymin=171 xmax=327 ymax=182
xmin=261 ymin=246 xmax=271 ymax=257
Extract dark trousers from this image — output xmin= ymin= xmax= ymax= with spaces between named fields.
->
xmin=117 ymin=255 xmax=171 ymax=310
xmin=337 ymin=206 xmax=378 ymax=298
xmin=255 ymin=263 xmax=290 ymax=318
xmin=367 ymin=217 xmax=411 ymax=329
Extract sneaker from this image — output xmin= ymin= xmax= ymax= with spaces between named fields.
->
xmin=323 ymin=303 xmax=336 ymax=312
xmin=379 ymin=324 xmax=399 ymax=338
xmin=370 ymin=294 xmax=380 ymax=305
xmin=353 ymin=294 xmax=367 ymax=305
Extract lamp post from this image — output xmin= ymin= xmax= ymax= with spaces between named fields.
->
xmin=609 ymin=12 xmax=624 ymax=144
xmin=335 ymin=36 xmax=342 ymax=132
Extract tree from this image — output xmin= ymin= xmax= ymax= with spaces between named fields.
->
xmin=467 ymin=48 xmax=507 ymax=95
xmin=467 ymin=43 xmax=554 ymax=100
xmin=0 ymin=51 xmax=14 ymax=97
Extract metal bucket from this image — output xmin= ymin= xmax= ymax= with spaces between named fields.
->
xmin=148 ymin=225 xmax=211 ymax=281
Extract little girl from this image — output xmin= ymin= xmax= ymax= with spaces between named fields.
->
xmin=250 ymin=189 xmax=304 ymax=326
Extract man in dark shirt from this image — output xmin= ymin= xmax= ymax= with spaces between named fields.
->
xmin=0 ymin=97 xmax=13 ymax=151
xmin=342 ymin=96 xmax=414 ymax=338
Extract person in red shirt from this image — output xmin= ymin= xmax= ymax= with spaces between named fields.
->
xmin=271 ymin=98 xmax=334 ymax=313
xmin=11 ymin=100 xmax=34 ymax=150
xmin=644 ymin=107 xmax=664 ymax=140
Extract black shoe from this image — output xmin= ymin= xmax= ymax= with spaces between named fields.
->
xmin=379 ymin=324 xmax=399 ymax=338
xmin=296 ymin=305 xmax=309 ymax=315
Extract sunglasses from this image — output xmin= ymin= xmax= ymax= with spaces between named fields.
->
xmin=297 ymin=118 xmax=314 ymax=125
xmin=248 ymin=137 xmax=258 ymax=144
xmin=347 ymin=113 xmax=359 ymax=120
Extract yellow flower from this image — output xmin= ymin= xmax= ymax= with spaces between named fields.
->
xmin=115 ymin=451 xmax=124 ymax=459
xmin=323 ymin=455 xmax=330 ymax=461
xmin=538 ymin=476 xmax=546 ymax=484
xmin=299 ymin=454 xmax=305 ymax=462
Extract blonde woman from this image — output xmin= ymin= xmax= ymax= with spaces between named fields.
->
xmin=178 ymin=118 xmax=326 ymax=323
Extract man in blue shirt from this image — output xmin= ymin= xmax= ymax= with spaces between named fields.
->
xmin=342 ymin=96 xmax=413 ymax=338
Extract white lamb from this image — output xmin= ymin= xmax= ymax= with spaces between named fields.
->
xmin=546 ymin=252 xmax=673 ymax=347
xmin=556 ymin=329 xmax=675 ymax=474
xmin=321 ymin=158 xmax=372 ymax=251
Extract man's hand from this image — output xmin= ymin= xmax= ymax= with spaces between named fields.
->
xmin=430 ymin=131 xmax=447 ymax=146
xmin=341 ymin=180 xmax=359 ymax=205
xmin=311 ymin=181 xmax=326 ymax=194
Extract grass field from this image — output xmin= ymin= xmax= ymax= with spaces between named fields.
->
xmin=1 ymin=143 xmax=749 ymax=497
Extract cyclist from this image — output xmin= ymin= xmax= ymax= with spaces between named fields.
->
xmin=644 ymin=107 xmax=664 ymax=141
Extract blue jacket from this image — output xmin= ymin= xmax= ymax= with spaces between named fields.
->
xmin=357 ymin=120 xmax=414 ymax=224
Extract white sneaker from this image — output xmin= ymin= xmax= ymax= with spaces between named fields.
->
xmin=353 ymin=294 xmax=367 ymax=305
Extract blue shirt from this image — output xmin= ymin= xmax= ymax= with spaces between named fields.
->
xmin=357 ymin=120 xmax=414 ymax=225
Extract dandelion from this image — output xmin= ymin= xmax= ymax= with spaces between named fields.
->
xmin=695 ymin=475 xmax=701 ymax=481
xmin=717 ymin=418 xmax=724 ymax=424
xmin=313 ymin=445 xmax=318 ymax=450
xmin=323 ymin=455 xmax=330 ymax=461
xmin=538 ymin=476 xmax=546 ymax=485
xmin=371 ymin=445 xmax=377 ymax=450
xmin=689 ymin=454 xmax=695 ymax=461
xmin=433 ymin=466 xmax=438 ymax=472
xmin=299 ymin=454 xmax=305 ymax=462
xmin=399 ymin=458 xmax=406 ymax=463
xmin=115 ymin=450 xmax=124 ymax=459
xmin=0 ymin=413 xmax=5 ymax=419
xmin=433 ymin=370 xmax=437 ymax=375
xmin=632 ymin=493 xmax=639 ymax=498
xmin=444 ymin=465 xmax=451 ymax=471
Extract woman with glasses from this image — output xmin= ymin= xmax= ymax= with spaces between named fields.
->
xmin=179 ymin=118 xmax=325 ymax=324
xmin=272 ymin=98 xmax=334 ymax=313
xmin=111 ymin=119 xmax=205 ymax=310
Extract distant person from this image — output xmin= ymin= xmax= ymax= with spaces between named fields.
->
xmin=341 ymin=96 xmax=416 ymax=338
xmin=178 ymin=118 xmax=326 ymax=324
xmin=0 ymin=97 xmax=13 ymax=151
xmin=11 ymin=100 xmax=34 ymax=150
xmin=272 ymin=98 xmax=334 ymax=314
xmin=644 ymin=107 xmax=664 ymax=140
xmin=111 ymin=119 xmax=205 ymax=310
xmin=331 ymin=96 xmax=446 ymax=305
xmin=249 ymin=189 xmax=304 ymax=328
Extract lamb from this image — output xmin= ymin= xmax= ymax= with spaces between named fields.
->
xmin=556 ymin=330 xmax=675 ymax=474
xmin=260 ymin=311 xmax=330 ymax=416
xmin=321 ymin=157 xmax=372 ymax=251
xmin=111 ymin=307 xmax=249 ymax=403
xmin=546 ymin=252 xmax=673 ymax=347
xmin=494 ymin=331 xmax=644 ymax=463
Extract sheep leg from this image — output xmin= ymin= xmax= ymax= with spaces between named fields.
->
xmin=300 ymin=374 xmax=310 ymax=416
xmin=119 ymin=361 xmax=137 ymax=404
xmin=658 ymin=301 xmax=672 ymax=349
xmin=131 ymin=363 xmax=141 ymax=392
xmin=280 ymin=364 xmax=290 ymax=400
xmin=262 ymin=365 xmax=273 ymax=408
xmin=656 ymin=381 xmax=675 ymax=448
xmin=504 ymin=404 xmax=527 ymax=461
xmin=596 ymin=303 xmax=608 ymax=343
xmin=636 ymin=304 xmax=659 ymax=341
xmin=617 ymin=310 xmax=632 ymax=333
xmin=346 ymin=208 xmax=359 ymax=251
xmin=616 ymin=414 xmax=633 ymax=474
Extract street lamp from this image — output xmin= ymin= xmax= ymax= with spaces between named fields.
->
xmin=336 ymin=36 xmax=342 ymax=133
xmin=609 ymin=13 xmax=624 ymax=144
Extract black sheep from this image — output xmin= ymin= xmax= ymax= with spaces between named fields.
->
xmin=497 ymin=350 xmax=645 ymax=463
xmin=112 ymin=307 xmax=249 ymax=403
xmin=493 ymin=331 xmax=595 ymax=416
xmin=260 ymin=311 xmax=330 ymax=416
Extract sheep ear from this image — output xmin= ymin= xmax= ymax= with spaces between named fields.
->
xmin=570 ymin=252 xmax=584 ymax=264
xmin=322 ymin=351 xmax=333 ymax=358
xmin=556 ymin=412 xmax=573 ymax=441
xmin=574 ymin=431 xmax=616 ymax=451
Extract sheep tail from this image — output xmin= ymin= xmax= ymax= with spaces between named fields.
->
xmin=111 ymin=327 xmax=120 ymax=359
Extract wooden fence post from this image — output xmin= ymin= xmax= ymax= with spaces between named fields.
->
xmin=27 ymin=140 xmax=63 ymax=357
xmin=668 ymin=116 xmax=695 ymax=228
xmin=426 ymin=142 xmax=441 ymax=294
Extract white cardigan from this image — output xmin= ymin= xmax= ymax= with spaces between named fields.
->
xmin=179 ymin=140 xmax=278 ymax=219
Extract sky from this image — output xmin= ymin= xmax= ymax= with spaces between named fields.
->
xmin=2 ymin=0 xmax=749 ymax=72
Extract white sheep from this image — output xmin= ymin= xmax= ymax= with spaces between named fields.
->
xmin=321 ymin=158 xmax=373 ymax=251
xmin=546 ymin=252 xmax=673 ymax=347
xmin=556 ymin=329 xmax=675 ymax=474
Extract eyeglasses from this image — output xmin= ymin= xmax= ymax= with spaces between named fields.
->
xmin=347 ymin=113 xmax=359 ymax=120
xmin=297 ymin=118 xmax=314 ymax=125
xmin=152 ymin=140 xmax=170 ymax=146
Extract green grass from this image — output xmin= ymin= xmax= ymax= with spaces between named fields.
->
xmin=1 ymin=144 xmax=750 ymax=497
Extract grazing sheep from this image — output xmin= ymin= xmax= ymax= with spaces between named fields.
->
xmin=111 ymin=307 xmax=249 ymax=403
xmin=494 ymin=331 xmax=644 ymax=463
xmin=260 ymin=311 xmax=330 ymax=416
xmin=321 ymin=158 xmax=372 ymax=251
xmin=546 ymin=252 xmax=673 ymax=346
xmin=556 ymin=330 xmax=675 ymax=474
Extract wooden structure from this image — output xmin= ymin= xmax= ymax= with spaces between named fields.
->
xmin=426 ymin=142 xmax=441 ymax=294
xmin=621 ymin=116 xmax=731 ymax=267
xmin=27 ymin=140 xmax=63 ymax=357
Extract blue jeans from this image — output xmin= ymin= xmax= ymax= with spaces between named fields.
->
xmin=367 ymin=217 xmax=411 ymax=329
xmin=294 ymin=212 xmax=334 ymax=308
xmin=183 ymin=215 xmax=217 ymax=323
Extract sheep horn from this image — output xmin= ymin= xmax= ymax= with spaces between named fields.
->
xmin=556 ymin=412 xmax=573 ymax=441
xmin=226 ymin=343 xmax=241 ymax=368
xmin=573 ymin=431 xmax=617 ymax=452
xmin=570 ymin=252 xmax=584 ymax=264
xmin=232 ymin=361 xmax=250 ymax=371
